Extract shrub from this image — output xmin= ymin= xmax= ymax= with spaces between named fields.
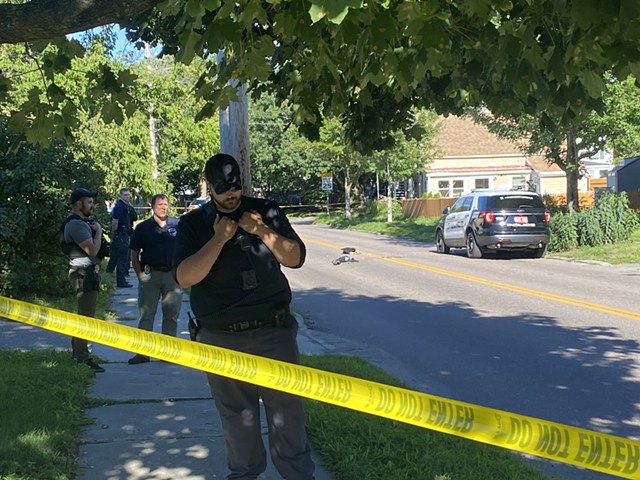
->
xmin=0 ymin=119 xmax=105 ymax=298
xmin=548 ymin=212 xmax=578 ymax=252
xmin=548 ymin=191 xmax=640 ymax=252
xmin=361 ymin=199 xmax=380 ymax=218
xmin=590 ymin=191 xmax=639 ymax=244
xmin=575 ymin=210 xmax=604 ymax=247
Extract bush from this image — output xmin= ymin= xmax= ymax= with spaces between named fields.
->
xmin=548 ymin=212 xmax=578 ymax=252
xmin=590 ymin=191 xmax=639 ymax=244
xmin=575 ymin=210 xmax=604 ymax=247
xmin=0 ymin=119 xmax=105 ymax=298
xmin=548 ymin=191 xmax=640 ymax=252
xmin=361 ymin=198 xmax=380 ymax=217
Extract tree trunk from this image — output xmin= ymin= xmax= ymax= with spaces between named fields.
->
xmin=145 ymin=43 xmax=159 ymax=180
xmin=565 ymin=130 xmax=581 ymax=212
xmin=386 ymin=159 xmax=393 ymax=223
xmin=344 ymin=174 xmax=352 ymax=218
xmin=219 ymin=82 xmax=252 ymax=195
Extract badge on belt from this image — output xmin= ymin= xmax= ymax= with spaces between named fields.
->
xmin=143 ymin=264 xmax=151 ymax=274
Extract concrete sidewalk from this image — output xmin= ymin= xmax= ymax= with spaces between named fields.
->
xmin=0 ymin=275 xmax=336 ymax=480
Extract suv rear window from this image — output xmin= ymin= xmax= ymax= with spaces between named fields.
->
xmin=481 ymin=195 xmax=545 ymax=210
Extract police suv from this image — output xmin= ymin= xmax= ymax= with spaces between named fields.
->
xmin=435 ymin=189 xmax=551 ymax=258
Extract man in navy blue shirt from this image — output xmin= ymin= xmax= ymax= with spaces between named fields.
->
xmin=106 ymin=188 xmax=133 ymax=287
xmin=127 ymin=193 xmax=182 ymax=364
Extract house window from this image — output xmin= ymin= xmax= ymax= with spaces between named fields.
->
xmin=475 ymin=178 xmax=489 ymax=189
xmin=438 ymin=180 xmax=450 ymax=197
xmin=452 ymin=179 xmax=464 ymax=196
xmin=511 ymin=176 xmax=526 ymax=190
xmin=438 ymin=179 xmax=464 ymax=197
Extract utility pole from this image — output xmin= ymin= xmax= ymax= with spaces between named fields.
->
xmin=145 ymin=42 xmax=159 ymax=180
xmin=218 ymin=68 xmax=252 ymax=195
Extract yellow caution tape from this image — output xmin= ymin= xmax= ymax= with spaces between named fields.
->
xmin=1 ymin=295 xmax=638 ymax=479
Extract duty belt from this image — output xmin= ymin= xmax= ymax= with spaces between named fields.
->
xmin=202 ymin=306 xmax=292 ymax=333
xmin=143 ymin=265 xmax=171 ymax=274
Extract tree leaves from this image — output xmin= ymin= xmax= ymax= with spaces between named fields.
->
xmin=2 ymin=0 xmax=640 ymax=156
xmin=309 ymin=0 xmax=364 ymax=24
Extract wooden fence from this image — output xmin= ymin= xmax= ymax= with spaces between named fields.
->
xmin=402 ymin=198 xmax=457 ymax=218
xmin=402 ymin=190 xmax=640 ymax=219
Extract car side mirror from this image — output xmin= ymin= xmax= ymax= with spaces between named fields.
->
xmin=442 ymin=207 xmax=450 ymax=215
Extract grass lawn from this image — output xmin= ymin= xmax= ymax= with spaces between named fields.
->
xmin=550 ymin=227 xmax=640 ymax=264
xmin=0 ymin=350 xmax=94 ymax=480
xmin=303 ymin=355 xmax=550 ymax=480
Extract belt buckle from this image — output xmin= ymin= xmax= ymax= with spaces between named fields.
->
xmin=143 ymin=265 xmax=151 ymax=274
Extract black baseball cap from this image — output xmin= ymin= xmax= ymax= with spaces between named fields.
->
xmin=70 ymin=188 xmax=98 ymax=204
xmin=204 ymin=153 xmax=242 ymax=194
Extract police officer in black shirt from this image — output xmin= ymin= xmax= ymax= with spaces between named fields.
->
xmin=127 ymin=194 xmax=182 ymax=365
xmin=173 ymin=153 xmax=315 ymax=480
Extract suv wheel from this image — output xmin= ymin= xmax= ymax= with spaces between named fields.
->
xmin=466 ymin=231 xmax=484 ymax=258
xmin=533 ymin=244 xmax=548 ymax=258
xmin=436 ymin=230 xmax=450 ymax=254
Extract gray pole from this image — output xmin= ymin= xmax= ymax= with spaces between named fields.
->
xmin=219 ymin=75 xmax=252 ymax=194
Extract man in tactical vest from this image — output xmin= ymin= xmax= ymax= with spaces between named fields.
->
xmin=62 ymin=188 xmax=106 ymax=373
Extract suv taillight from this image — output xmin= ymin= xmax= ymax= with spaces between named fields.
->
xmin=544 ymin=211 xmax=551 ymax=222
xmin=481 ymin=211 xmax=495 ymax=223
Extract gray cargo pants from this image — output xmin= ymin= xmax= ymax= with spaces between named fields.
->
xmin=198 ymin=317 xmax=315 ymax=480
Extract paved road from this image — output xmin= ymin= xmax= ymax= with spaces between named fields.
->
xmin=286 ymin=219 xmax=640 ymax=480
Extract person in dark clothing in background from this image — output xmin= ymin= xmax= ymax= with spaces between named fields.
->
xmin=173 ymin=153 xmax=315 ymax=480
xmin=128 ymin=193 xmax=182 ymax=365
xmin=62 ymin=188 xmax=106 ymax=373
xmin=106 ymin=188 xmax=133 ymax=288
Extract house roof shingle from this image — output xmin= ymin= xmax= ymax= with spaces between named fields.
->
xmin=526 ymin=155 xmax=563 ymax=173
xmin=435 ymin=115 xmax=523 ymax=157
xmin=433 ymin=115 xmax=562 ymax=173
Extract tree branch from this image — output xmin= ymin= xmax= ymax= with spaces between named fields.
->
xmin=0 ymin=0 xmax=162 ymax=44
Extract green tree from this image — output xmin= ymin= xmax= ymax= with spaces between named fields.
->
xmin=64 ymin=38 xmax=218 ymax=202
xmin=595 ymin=76 xmax=640 ymax=162
xmin=470 ymin=74 xmax=640 ymax=210
xmin=134 ymin=55 xmax=219 ymax=198
xmin=248 ymin=93 xmax=320 ymax=202
xmin=2 ymin=1 xmax=640 ymax=157
xmin=373 ymin=110 xmax=440 ymax=221
xmin=309 ymin=116 xmax=376 ymax=216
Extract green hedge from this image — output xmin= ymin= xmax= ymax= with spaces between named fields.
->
xmin=549 ymin=191 xmax=639 ymax=252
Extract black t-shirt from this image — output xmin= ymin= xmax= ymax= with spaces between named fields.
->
xmin=172 ymin=196 xmax=305 ymax=328
xmin=112 ymin=200 xmax=132 ymax=234
xmin=129 ymin=216 xmax=179 ymax=268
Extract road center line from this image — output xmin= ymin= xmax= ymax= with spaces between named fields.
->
xmin=304 ymin=237 xmax=640 ymax=322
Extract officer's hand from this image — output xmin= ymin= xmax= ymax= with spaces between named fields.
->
xmin=238 ymin=211 xmax=265 ymax=235
xmin=90 ymin=221 xmax=102 ymax=233
xmin=214 ymin=215 xmax=237 ymax=242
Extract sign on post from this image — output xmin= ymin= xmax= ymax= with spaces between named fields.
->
xmin=321 ymin=172 xmax=333 ymax=214
xmin=321 ymin=172 xmax=333 ymax=191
